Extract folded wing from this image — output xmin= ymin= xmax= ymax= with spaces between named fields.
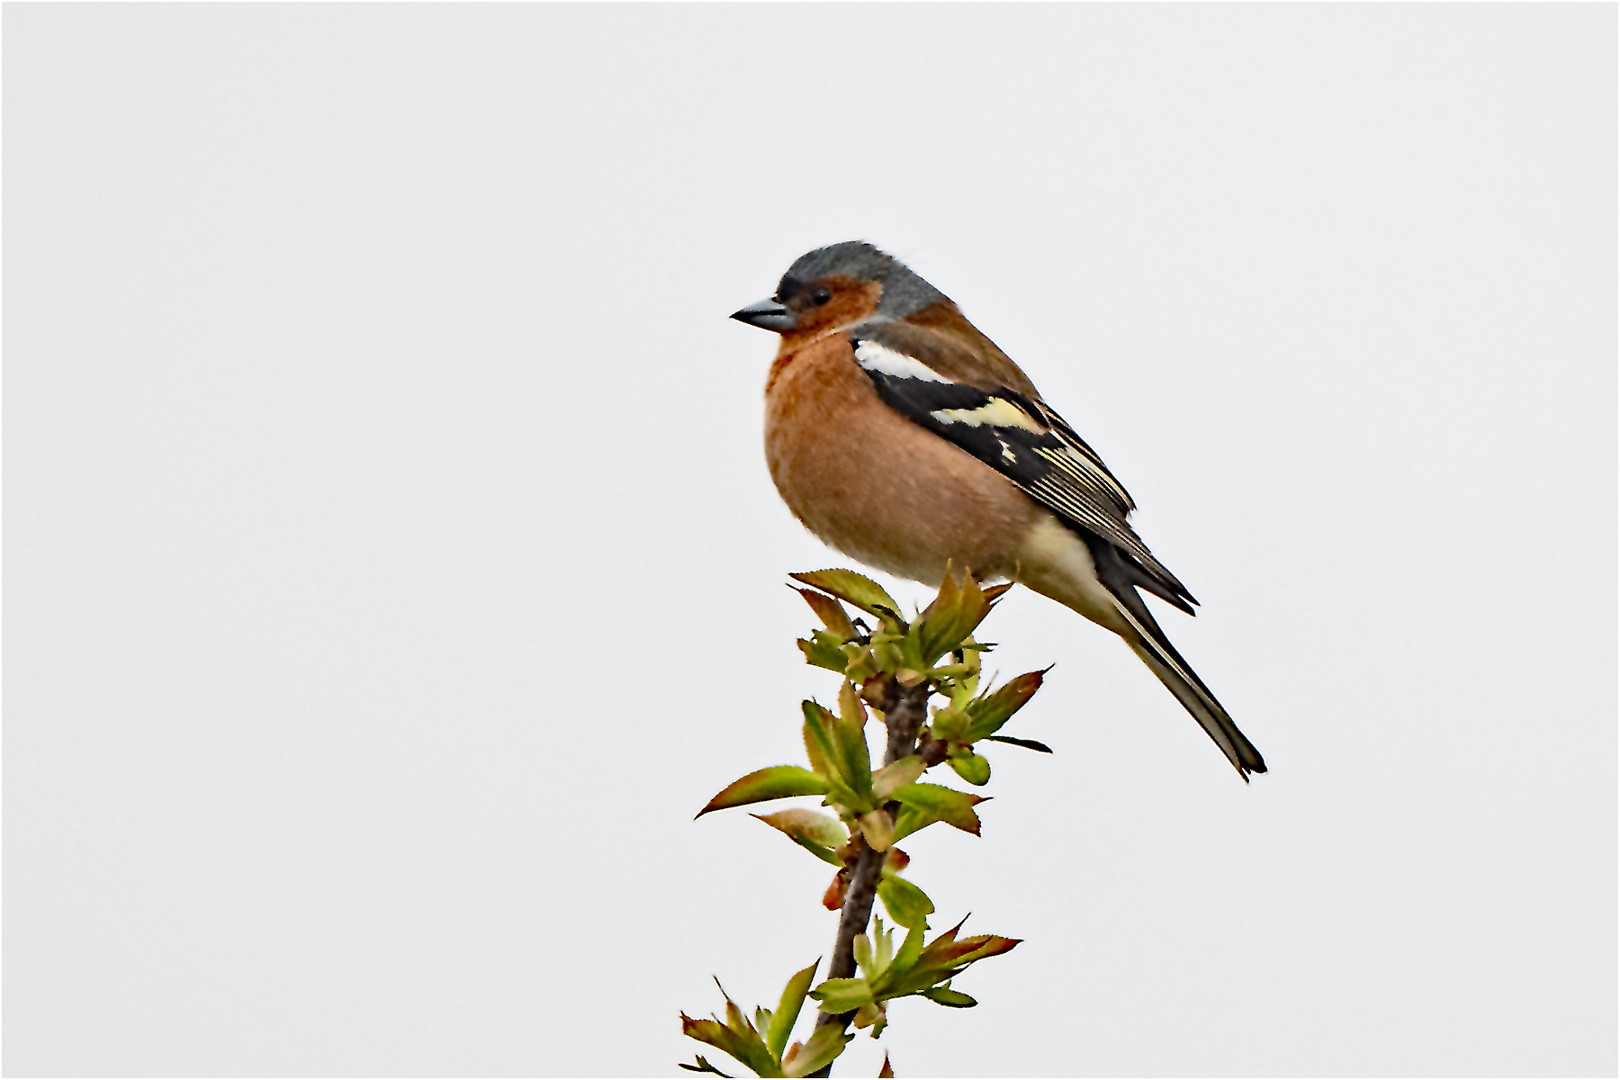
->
xmin=850 ymin=327 xmax=1197 ymax=612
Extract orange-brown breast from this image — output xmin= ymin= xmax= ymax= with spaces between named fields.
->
xmin=763 ymin=332 xmax=1040 ymax=586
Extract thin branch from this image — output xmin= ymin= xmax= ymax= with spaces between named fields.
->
xmin=809 ymin=679 xmax=932 ymax=1074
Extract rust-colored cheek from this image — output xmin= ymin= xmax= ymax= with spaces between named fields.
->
xmin=778 ymin=280 xmax=882 ymax=350
xmin=765 ymin=279 xmax=883 ymax=394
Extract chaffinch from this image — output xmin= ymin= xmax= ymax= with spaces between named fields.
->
xmin=732 ymin=241 xmax=1266 ymax=780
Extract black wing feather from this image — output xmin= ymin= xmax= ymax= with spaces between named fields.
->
xmin=851 ymin=330 xmax=1197 ymax=611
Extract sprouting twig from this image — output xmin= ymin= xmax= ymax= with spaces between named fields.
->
xmin=809 ymin=679 xmax=932 ymax=1072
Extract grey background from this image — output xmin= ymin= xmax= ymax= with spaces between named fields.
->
xmin=5 ymin=4 xmax=1615 ymax=1076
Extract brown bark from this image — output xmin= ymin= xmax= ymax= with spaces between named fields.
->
xmin=809 ymin=680 xmax=932 ymax=1075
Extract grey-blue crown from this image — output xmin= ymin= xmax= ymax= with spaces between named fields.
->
xmin=782 ymin=241 xmax=947 ymax=318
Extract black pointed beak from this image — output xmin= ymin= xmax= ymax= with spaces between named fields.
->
xmin=730 ymin=297 xmax=797 ymax=332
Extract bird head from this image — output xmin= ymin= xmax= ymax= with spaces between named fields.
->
xmin=731 ymin=241 xmax=947 ymax=337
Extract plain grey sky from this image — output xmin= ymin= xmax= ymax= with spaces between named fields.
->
xmin=5 ymin=4 xmax=1615 ymax=1077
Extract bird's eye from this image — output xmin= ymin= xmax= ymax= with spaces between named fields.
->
xmin=811 ymin=287 xmax=832 ymax=306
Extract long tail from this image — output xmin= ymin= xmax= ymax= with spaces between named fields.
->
xmin=1109 ymin=590 xmax=1266 ymax=779
xmin=1016 ymin=518 xmax=1266 ymax=779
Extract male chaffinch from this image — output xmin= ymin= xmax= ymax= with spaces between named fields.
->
xmin=732 ymin=241 xmax=1266 ymax=780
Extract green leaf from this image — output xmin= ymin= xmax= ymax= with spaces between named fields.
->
xmin=928 ymin=917 xmax=962 ymax=947
xmin=858 ymin=809 xmax=893 ymax=852
xmin=871 ymin=755 xmax=925 ymax=799
xmin=913 ymin=571 xmax=993 ymax=666
xmin=876 ymin=876 xmax=935 ymax=930
xmin=790 ymin=570 xmax=901 ymax=621
xmin=853 ymin=933 xmax=875 ymax=980
xmin=781 ymin=1022 xmax=852 ymax=1078
xmin=800 ymin=702 xmax=868 ymax=809
xmin=921 ymin=987 xmax=978 ymax=1008
xmin=680 ymin=1012 xmax=781 ymax=1078
xmin=852 ymin=1001 xmax=887 ymax=1034
xmin=699 ymin=766 xmax=829 ymax=817
xmin=801 ymin=701 xmax=838 ymax=780
xmin=809 ymin=977 xmax=874 ymax=1014
xmin=888 ymin=805 xmax=931 ymax=845
xmin=875 ymin=918 xmax=1022 ymax=999
xmin=797 ymin=635 xmax=849 ymax=673
xmin=832 ymin=684 xmax=874 ymax=803
xmin=841 ymin=642 xmax=881 ymax=684
xmin=929 ymin=705 xmax=969 ymax=743
xmin=870 ymin=915 xmax=895 ymax=975
xmin=909 ymin=927 xmax=1021 ymax=982
xmin=950 ymin=933 xmax=1021 ymax=964
xmin=982 ymin=734 xmax=1053 ymax=753
xmin=795 ymin=587 xmax=856 ymax=639
xmin=679 ymin=1055 xmax=733 ymax=1076
xmin=964 ymin=670 xmax=1046 ymax=740
xmin=890 ymin=782 xmax=985 ymax=835
xmin=765 ymin=960 xmax=820 ymax=1061
xmin=751 ymin=810 xmax=848 ymax=866
xmin=889 ymin=919 xmax=927 ymax=978
xmin=912 ymin=569 xmax=961 ymax=665
xmin=948 ymin=752 xmax=991 ymax=786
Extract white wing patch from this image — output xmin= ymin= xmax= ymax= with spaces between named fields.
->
xmin=851 ymin=323 xmax=1191 ymax=604
xmin=929 ymin=397 xmax=1047 ymax=433
xmin=853 ymin=340 xmax=951 ymax=383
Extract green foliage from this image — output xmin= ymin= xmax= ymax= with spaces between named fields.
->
xmin=698 ymin=766 xmax=828 ymax=817
xmin=767 ymin=962 xmax=821 ymax=1061
xmin=875 ymin=876 xmax=934 ymax=930
xmin=751 ymin=809 xmax=849 ymax=866
xmin=910 ymin=571 xmax=995 ymax=668
xmin=948 ymin=752 xmax=992 ymax=786
xmin=680 ymin=969 xmax=851 ymax=1078
xmin=889 ymin=782 xmax=984 ymax=836
xmin=805 ymin=916 xmax=1022 ymax=1034
xmin=788 ymin=570 xmax=902 ymax=621
xmin=963 ymin=670 xmax=1048 ymax=741
xmin=682 ymin=568 xmax=1050 ymax=1077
